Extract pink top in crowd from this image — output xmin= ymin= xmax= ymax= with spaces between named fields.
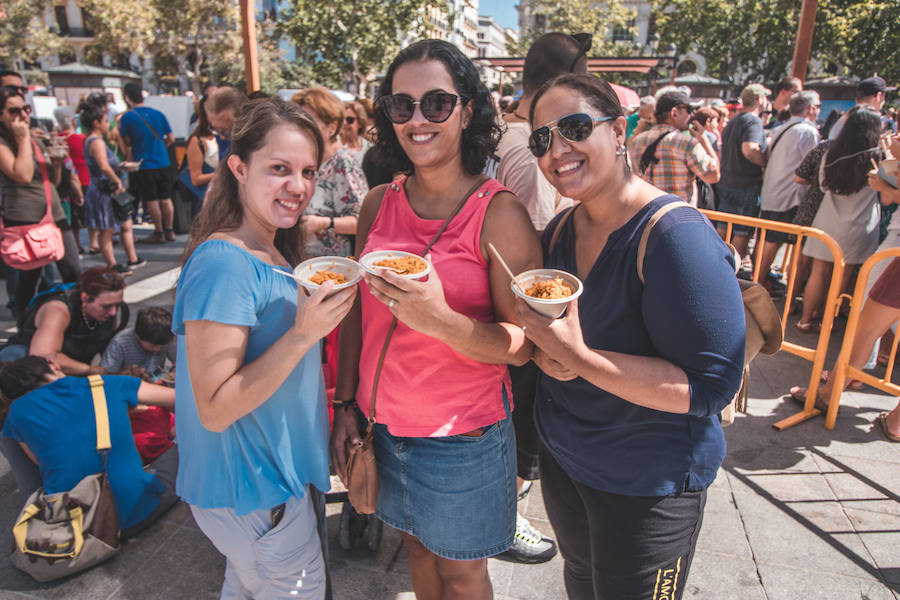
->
xmin=356 ymin=176 xmax=513 ymax=437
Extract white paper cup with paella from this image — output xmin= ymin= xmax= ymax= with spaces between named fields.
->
xmin=359 ymin=250 xmax=432 ymax=280
xmin=294 ymin=256 xmax=361 ymax=296
xmin=511 ymin=268 xmax=583 ymax=318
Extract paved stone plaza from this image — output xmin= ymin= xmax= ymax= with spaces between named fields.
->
xmin=0 ymin=228 xmax=898 ymax=599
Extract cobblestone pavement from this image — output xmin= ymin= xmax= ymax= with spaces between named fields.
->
xmin=0 ymin=230 xmax=898 ymax=599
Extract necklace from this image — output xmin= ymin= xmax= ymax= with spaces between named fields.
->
xmin=82 ymin=308 xmax=99 ymax=331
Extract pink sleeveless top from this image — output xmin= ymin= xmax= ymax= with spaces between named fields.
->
xmin=356 ymin=176 xmax=513 ymax=437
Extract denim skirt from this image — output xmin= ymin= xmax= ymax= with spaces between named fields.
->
xmin=368 ymin=389 xmax=516 ymax=560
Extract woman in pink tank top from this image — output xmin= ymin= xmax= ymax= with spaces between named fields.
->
xmin=331 ymin=40 xmax=541 ymax=598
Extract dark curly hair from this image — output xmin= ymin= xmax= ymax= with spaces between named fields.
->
xmin=373 ymin=39 xmax=501 ymax=176
xmin=0 ymin=356 xmax=53 ymax=407
xmin=822 ymin=106 xmax=882 ymax=196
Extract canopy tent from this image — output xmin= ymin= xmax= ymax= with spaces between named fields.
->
xmin=609 ymin=82 xmax=640 ymax=108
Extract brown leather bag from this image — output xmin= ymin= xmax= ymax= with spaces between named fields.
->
xmin=345 ymin=176 xmax=489 ymax=514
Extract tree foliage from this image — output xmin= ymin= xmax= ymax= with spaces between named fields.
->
xmin=278 ymin=0 xmax=430 ymax=94
xmin=81 ymin=0 xmax=289 ymax=94
xmin=509 ymin=0 xmax=637 ymax=57
xmin=813 ymin=0 xmax=900 ymax=83
xmin=0 ymin=0 xmax=64 ymax=68
xmin=655 ymin=0 xmax=900 ymax=86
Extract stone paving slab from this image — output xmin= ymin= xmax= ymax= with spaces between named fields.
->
xmin=1 ymin=239 xmax=900 ymax=599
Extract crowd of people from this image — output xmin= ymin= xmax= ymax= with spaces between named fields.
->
xmin=0 ymin=31 xmax=897 ymax=600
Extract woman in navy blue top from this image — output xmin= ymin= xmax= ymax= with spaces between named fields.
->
xmin=516 ymin=74 xmax=745 ymax=599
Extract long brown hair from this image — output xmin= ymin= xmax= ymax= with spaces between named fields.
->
xmin=184 ymin=97 xmax=324 ymax=267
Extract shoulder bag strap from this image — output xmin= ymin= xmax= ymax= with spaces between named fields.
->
xmin=766 ymin=121 xmax=803 ymax=161
xmin=87 ymin=375 xmax=111 ymax=453
xmin=127 ymin=109 xmax=164 ymax=143
xmin=639 ymin=130 xmax=675 ymax=175
xmin=366 ymin=175 xmax=489 ymax=430
xmin=547 ymin=204 xmax=579 ymax=256
xmin=636 ymin=201 xmax=693 ymax=284
xmin=30 ymin=139 xmax=55 ymax=223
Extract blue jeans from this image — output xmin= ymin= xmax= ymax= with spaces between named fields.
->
xmin=715 ymin=183 xmax=761 ymax=236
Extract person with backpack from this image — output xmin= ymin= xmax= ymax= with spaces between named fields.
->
xmin=0 ymin=266 xmax=128 ymax=374
xmin=517 ymin=73 xmax=745 ymax=600
xmin=628 ymin=90 xmax=720 ymax=205
xmin=118 ymin=82 xmax=175 ymax=244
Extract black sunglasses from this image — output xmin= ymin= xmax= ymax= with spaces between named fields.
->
xmin=528 ymin=113 xmax=614 ymax=157
xmin=3 ymin=85 xmax=27 ymax=95
xmin=345 ymin=116 xmax=356 ymax=124
xmin=381 ymin=91 xmax=468 ymax=124
xmin=6 ymin=105 xmax=31 ymax=117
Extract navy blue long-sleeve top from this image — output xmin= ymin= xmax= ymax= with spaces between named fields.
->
xmin=535 ymin=195 xmax=746 ymax=496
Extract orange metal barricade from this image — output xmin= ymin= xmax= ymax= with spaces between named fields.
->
xmin=699 ymin=209 xmax=845 ymax=430
xmin=819 ymin=248 xmax=900 ymax=430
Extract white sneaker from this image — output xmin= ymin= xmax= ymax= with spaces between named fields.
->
xmin=502 ymin=513 xmax=558 ymax=564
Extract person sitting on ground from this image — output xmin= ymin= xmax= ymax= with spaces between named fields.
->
xmin=101 ymin=306 xmax=176 ymax=377
xmin=119 ymin=365 xmax=176 ymax=465
xmin=0 ymin=266 xmax=128 ymax=374
xmin=0 ymin=355 xmax=178 ymax=536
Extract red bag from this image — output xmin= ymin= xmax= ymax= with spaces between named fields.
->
xmin=0 ymin=140 xmax=65 ymax=270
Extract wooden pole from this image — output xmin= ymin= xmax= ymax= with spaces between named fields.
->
xmin=791 ymin=0 xmax=818 ymax=82
xmin=240 ymin=0 xmax=261 ymax=94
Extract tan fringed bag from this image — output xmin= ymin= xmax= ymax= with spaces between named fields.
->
xmin=345 ymin=176 xmax=489 ymax=514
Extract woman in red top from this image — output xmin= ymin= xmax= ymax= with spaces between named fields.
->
xmin=332 ymin=40 xmax=540 ymax=599
xmin=55 ymin=106 xmax=88 ymax=253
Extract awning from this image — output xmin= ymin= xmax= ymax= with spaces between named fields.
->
xmin=475 ymin=56 xmax=674 ymax=75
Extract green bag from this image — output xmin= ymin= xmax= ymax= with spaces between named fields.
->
xmin=10 ymin=375 xmax=121 ymax=582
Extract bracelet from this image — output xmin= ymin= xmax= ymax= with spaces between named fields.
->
xmin=332 ymin=398 xmax=358 ymax=410
xmin=328 ymin=216 xmax=335 ymax=229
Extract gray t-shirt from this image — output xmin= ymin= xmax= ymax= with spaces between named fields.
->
xmin=720 ymin=112 xmax=766 ymax=188
xmin=0 ymin=136 xmax=66 ymax=225
xmin=100 ymin=328 xmax=176 ymax=375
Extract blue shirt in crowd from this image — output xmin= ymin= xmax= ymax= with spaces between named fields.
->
xmin=536 ymin=196 xmax=746 ymax=497
xmin=172 ymin=240 xmax=330 ymax=516
xmin=118 ymin=106 xmax=172 ymax=170
xmin=2 ymin=375 xmax=164 ymax=529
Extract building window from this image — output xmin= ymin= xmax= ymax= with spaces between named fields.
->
xmin=612 ymin=18 xmax=635 ymax=42
xmin=54 ymin=5 xmax=70 ymax=36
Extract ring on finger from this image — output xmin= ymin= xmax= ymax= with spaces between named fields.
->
xmin=388 ymin=298 xmax=396 ymax=309
xmin=521 ymin=325 xmax=527 ymax=333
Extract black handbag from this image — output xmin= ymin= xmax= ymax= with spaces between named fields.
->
xmin=111 ymin=191 xmax=137 ymax=222
xmin=97 ymin=178 xmax=118 ymax=195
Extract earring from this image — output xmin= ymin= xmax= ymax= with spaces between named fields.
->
xmin=615 ymin=144 xmax=626 ymax=156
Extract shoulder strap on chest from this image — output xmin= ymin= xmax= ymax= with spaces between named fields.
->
xmin=636 ymin=201 xmax=694 ymax=284
xmin=547 ymin=204 xmax=579 ymax=255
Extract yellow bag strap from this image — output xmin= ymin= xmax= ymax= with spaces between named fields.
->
xmin=636 ymin=201 xmax=693 ymax=284
xmin=88 ymin=375 xmax=111 ymax=452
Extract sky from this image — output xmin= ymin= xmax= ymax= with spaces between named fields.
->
xmin=479 ymin=0 xmax=520 ymax=31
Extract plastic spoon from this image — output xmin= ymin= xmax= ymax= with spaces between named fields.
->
xmin=487 ymin=242 xmax=525 ymax=294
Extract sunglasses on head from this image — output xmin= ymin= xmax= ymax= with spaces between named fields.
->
xmin=6 ymin=105 xmax=31 ymax=117
xmin=345 ymin=116 xmax=356 ymax=124
xmin=381 ymin=91 xmax=468 ymax=124
xmin=3 ymin=85 xmax=27 ymax=95
xmin=528 ymin=113 xmax=614 ymax=158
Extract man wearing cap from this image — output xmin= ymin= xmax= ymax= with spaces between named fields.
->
xmin=715 ymin=83 xmax=771 ymax=258
xmin=628 ymin=90 xmax=719 ymax=205
xmin=756 ymin=91 xmax=821 ymax=296
xmin=829 ymin=76 xmax=893 ymax=140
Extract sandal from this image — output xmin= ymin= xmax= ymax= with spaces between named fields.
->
xmin=795 ymin=321 xmax=820 ymax=333
xmin=821 ymin=370 xmax=864 ymax=390
xmin=876 ymin=412 xmax=900 ymax=443
xmin=788 ymin=386 xmax=829 ymax=412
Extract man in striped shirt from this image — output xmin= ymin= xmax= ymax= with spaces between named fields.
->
xmin=629 ymin=90 xmax=720 ymax=205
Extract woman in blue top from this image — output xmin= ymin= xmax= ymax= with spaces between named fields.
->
xmin=515 ymin=74 xmax=746 ymax=599
xmin=173 ymin=98 xmax=355 ymax=599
